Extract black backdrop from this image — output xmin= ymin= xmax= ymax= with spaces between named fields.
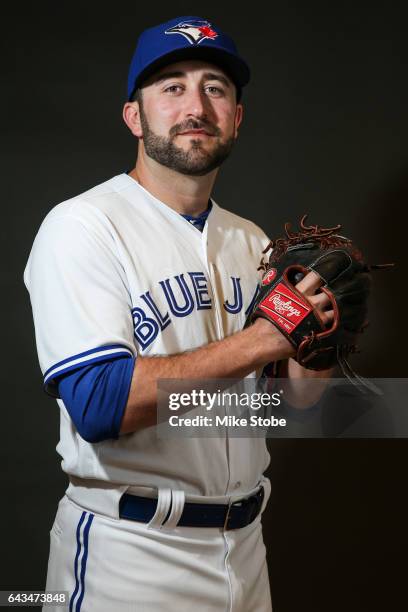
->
xmin=2 ymin=2 xmax=407 ymax=611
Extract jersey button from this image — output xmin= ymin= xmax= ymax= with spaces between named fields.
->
xmin=234 ymin=481 xmax=241 ymax=489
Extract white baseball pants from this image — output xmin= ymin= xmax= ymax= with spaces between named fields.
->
xmin=44 ymin=493 xmax=272 ymax=612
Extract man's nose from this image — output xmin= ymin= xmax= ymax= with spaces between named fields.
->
xmin=184 ymin=88 xmax=209 ymax=118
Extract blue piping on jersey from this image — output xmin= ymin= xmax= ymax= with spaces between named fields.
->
xmin=44 ymin=344 xmax=134 ymax=398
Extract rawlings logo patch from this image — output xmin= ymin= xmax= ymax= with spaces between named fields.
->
xmin=259 ymin=282 xmax=311 ymax=333
xmin=262 ymin=268 xmax=277 ymax=285
xmin=165 ymin=20 xmax=218 ymax=45
xmin=270 ymin=294 xmax=302 ymax=318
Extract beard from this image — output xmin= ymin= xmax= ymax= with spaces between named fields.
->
xmin=138 ymin=102 xmax=236 ymax=176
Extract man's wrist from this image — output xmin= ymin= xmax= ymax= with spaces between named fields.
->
xmin=249 ymin=318 xmax=296 ymax=366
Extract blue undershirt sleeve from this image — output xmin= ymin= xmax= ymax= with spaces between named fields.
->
xmin=57 ymin=356 xmax=136 ymax=443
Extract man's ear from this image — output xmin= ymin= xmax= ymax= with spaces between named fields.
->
xmin=122 ymin=101 xmax=143 ymax=138
xmin=234 ymin=103 xmax=244 ymax=138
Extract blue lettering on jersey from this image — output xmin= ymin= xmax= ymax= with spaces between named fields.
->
xmin=245 ymin=284 xmax=261 ymax=316
xmin=132 ymin=307 xmax=159 ymax=349
xmin=140 ymin=291 xmax=171 ymax=330
xmin=223 ymin=277 xmax=243 ymax=314
xmin=159 ymin=274 xmax=195 ymax=317
xmin=189 ymin=272 xmax=212 ymax=310
xmin=132 ymin=272 xmax=258 ymax=350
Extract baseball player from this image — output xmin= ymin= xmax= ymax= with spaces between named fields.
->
xmin=24 ymin=16 xmax=334 ymax=612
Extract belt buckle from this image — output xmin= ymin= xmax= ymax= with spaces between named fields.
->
xmin=223 ymin=486 xmax=264 ymax=531
xmin=223 ymin=498 xmax=235 ymax=531
xmin=223 ymin=497 xmax=244 ymax=531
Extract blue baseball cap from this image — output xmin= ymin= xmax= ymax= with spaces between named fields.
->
xmin=127 ymin=16 xmax=250 ymax=101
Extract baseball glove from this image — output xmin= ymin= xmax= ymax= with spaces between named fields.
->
xmin=245 ymin=215 xmax=392 ymax=387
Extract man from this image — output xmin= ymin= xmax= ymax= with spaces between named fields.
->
xmin=24 ymin=16 xmax=333 ymax=612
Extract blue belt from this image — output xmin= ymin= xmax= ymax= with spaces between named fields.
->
xmin=119 ymin=486 xmax=265 ymax=530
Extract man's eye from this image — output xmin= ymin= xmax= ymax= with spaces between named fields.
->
xmin=205 ymin=86 xmax=224 ymax=96
xmin=164 ymin=85 xmax=183 ymax=93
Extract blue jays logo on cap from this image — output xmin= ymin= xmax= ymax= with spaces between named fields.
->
xmin=165 ymin=20 xmax=218 ymax=46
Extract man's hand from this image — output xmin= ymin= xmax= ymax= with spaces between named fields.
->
xmin=252 ymin=269 xmax=334 ymax=361
xmin=294 ymin=270 xmax=334 ymax=327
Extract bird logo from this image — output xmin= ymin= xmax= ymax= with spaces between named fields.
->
xmin=165 ymin=20 xmax=218 ymax=45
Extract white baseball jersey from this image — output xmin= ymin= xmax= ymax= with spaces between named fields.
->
xmin=24 ymin=172 xmax=272 ymax=517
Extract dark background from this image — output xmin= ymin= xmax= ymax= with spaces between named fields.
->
xmin=2 ymin=2 xmax=407 ymax=611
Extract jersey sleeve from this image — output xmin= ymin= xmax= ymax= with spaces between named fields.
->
xmin=24 ymin=210 xmax=137 ymax=398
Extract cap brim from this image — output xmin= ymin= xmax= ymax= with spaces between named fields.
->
xmin=131 ymin=46 xmax=250 ymax=97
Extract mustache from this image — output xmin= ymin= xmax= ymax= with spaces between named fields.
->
xmin=169 ymin=119 xmax=221 ymax=138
